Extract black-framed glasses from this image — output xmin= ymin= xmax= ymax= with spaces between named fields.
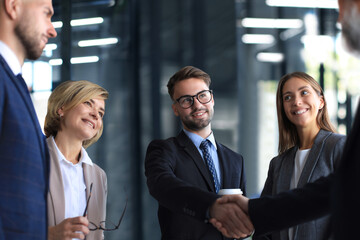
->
xmin=83 ymin=183 xmax=128 ymax=231
xmin=175 ymin=90 xmax=213 ymax=109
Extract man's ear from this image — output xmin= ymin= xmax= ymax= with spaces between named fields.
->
xmin=4 ymin=0 xmax=20 ymax=20
xmin=338 ymin=0 xmax=344 ymax=22
xmin=172 ymin=104 xmax=179 ymax=117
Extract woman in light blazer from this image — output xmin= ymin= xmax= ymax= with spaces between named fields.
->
xmin=256 ymin=72 xmax=346 ymax=240
xmin=44 ymin=80 xmax=108 ymax=240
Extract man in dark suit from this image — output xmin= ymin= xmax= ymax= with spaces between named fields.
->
xmin=0 ymin=0 xmax=57 ymax=239
xmin=210 ymin=0 xmax=360 ymax=238
xmin=145 ymin=66 xmax=252 ymax=240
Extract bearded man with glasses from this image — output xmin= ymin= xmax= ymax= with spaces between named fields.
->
xmin=145 ymin=66 xmax=253 ymax=240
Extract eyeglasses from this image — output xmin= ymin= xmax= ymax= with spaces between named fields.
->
xmin=175 ymin=90 xmax=213 ymax=109
xmin=83 ymin=182 xmax=128 ymax=231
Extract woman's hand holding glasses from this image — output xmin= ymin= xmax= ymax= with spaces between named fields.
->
xmin=48 ymin=216 xmax=89 ymax=240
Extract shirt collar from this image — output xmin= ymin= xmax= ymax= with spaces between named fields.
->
xmin=51 ymin=136 xmax=94 ymax=166
xmin=183 ymin=129 xmax=217 ymax=150
xmin=0 ymin=41 xmax=22 ymax=75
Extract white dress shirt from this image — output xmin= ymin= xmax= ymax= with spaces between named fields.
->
xmin=0 ymin=40 xmax=22 ymax=75
xmin=51 ymin=137 xmax=93 ymax=239
xmin=289 ymin=148 xmax=311 ymax=240
xmin=291 ymin=148 xmax=311 ymax=189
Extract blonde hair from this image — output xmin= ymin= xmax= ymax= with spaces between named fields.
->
xmin=276 ymin=72 xmax=336 ymax=154
xmin=44 ymin=80 xmax=109 ymax=148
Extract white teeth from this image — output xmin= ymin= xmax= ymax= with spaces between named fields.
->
xmin=86 ymin=121 xmax=94 ymax=128
xmin=294 ymin=109 xmax=307 ymax=115
xmin=193 ymin=112 xmax=204 ymax=116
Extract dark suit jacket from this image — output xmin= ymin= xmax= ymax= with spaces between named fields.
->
xmin=256 ymin=130 xmax=345 ymax=240
xmin=145 ymin=130 xmax=246 ymax=240
xmin=248 ymin=103 xmax=360 ymax=239
xmin=0 ymin=54 xmax=49 ymax=239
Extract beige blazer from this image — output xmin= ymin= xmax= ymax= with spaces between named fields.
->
xmin=46 ymin=137 xmax=107 ymax=240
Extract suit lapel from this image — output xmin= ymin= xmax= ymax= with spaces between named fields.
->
xmin=297 ymin=130 xmax=331 ymax=187
xmin=83 ymin=164 xmax=91 ymax=214
xmin=277 ymin=148 xmax=297 ymax=192
xmin=46 ymin=138 xmax=66 ymax=224
xmin=176 ymin=131 xmax=216 ymax=192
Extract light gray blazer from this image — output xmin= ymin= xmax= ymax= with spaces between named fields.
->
xmin=258 ymin=130 xmax=346 ymax=240
xmin=46 ymin=137 xmax=107 ymax=240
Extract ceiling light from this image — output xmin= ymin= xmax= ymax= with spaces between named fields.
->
xmin=242 ymin=34 xmax=275 ymax=44
xmin=52 ymin=22 xmax=63 ymax=28
xmin=49 ymin=59 xmax=63 ymax=66
xmin=44 ymin=44 xmax=57 ymax=51
xmin=240 ymin=18 xmax=303 ymax=29
xmin=266 ymin=0 xmax=338 ymax=9
xmin=71 ymin=56 xmax=99 ymax=64
xmin=71 ymin=17 xmax=104 ymax=26
xmin=257 ymin=52 xmax=284 ymax=62
xmin=49 ymin=56 xmax=99 ymax=65
xmin=52 ymin=17 xmax=104 ymax=29
xmin=78 ymin=38 xmax=118 ymax=47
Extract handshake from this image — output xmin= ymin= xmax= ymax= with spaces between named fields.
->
xmin=209 ymin=194 xmax=254 ymax=239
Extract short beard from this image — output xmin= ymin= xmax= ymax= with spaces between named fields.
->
xmin=183 ymin=118 xmax=211 ymax=131
xmin=341 ymin=5 xmax=360 ymax=56
xmin=14 ymin=16 xmax=43 ymax=60
xmin=181 ymin=108 xmax=213 ymax=131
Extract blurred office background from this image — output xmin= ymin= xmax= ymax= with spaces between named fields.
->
xmin=25 ymin=0 xmax=360 ymax=239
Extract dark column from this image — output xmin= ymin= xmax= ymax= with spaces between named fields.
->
xmin=319 ymin=63 xmax=325 ymax=90
xmin=318 ymin=9 xmax=325 ymax=90
xmin=60 ymin=0 xmax=71 ymax=82
xmin=346 ymin=92 xmax=353 ymax=135
xmin=129 ymin=0 xmax=143 ymax=239
xmin=192 ymin=0 xmax=205 ymax=69
xmin=150 ymin=0 xmax=162 ymax=139
xmin=236 ymin=0 xmax=259 ymax=197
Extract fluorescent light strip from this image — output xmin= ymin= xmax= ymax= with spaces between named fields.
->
xmin=71 ymin=17 xmax=103 ymax=26
xmin=257 ymin=52 xmax=284 ymax=62
xmin=242 ymin=34 xmax=275 ymax=44
xmin=71 ymin=56 xmax=99 ymax=64
xmin=240 ymin=18 xmax=303 ymax=29
xmin=49 ymin=59 xmax=63 ymax=66
xmin=266 ymin=0 xmax=338 ymax=9
xmin=49 ymin=56 xmax=99 ymax=65
xmin=44 ymin=43 xmax=57 ymax=51
xmin=52 ymin=17 xmax=104 ymax=29
xmin=52 ymin=22 xmax=63 ymax=28
xmin=78 ymin=38 xmax=118 ymax=47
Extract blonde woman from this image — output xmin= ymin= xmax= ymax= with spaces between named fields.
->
xmin=256 ymin=72 xmax=346 ymax=240
xmin=44 ymin=80 xmax=108 ymax=240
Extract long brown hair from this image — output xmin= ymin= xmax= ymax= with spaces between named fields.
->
xmin=276 ymin=72 xmax=336 ymax=154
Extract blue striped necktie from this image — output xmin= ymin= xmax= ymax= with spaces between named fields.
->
xmin=200 ymin=140 xmax=220 ymax=193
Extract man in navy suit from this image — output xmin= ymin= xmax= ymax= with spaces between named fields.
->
xmin=0 ymin=0 xmax=57 ymax=239
xmin=210 ymin=0 xmax=360 ymax=239
xmin=145 ymin=66 xmax=253 ymax=240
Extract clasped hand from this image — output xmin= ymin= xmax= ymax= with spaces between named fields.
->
xmin=48 ymin=216 xmax=90 ymax=240
xmin=209 ymin=194 xmax=254 ymax=239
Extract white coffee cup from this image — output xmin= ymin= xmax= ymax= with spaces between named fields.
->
xmin=218 ymin=188 xmax=243 ymax=195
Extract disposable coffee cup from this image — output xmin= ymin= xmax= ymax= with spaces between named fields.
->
xmin=218 ymin=188 xmax=243 ymax=195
